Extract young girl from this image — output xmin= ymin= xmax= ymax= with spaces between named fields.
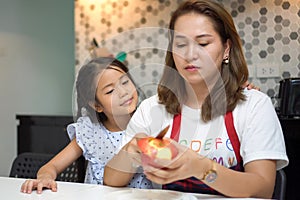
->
xmin=21 ymin=57 xmax=152 ymax=194
xmin=103 ymin=0 xmax=288 ymax=199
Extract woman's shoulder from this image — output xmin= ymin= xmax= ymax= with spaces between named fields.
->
xmin=140 ymin=94 xmax=159 ymax=104
xmin=134 ymin=94 xmax=172 ymax=122
xmin=138 ymin=94 xmax=171 ymax=113
xmin=233 ymin=89 xmax=274 ymax=117
xmin=241 ymin=88 xmax=272 ymax=106
xmin=138 ymin=94 xmax=161 ymax=109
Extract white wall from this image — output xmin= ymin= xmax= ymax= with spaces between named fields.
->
xmin=0 ymin=0 xmax=74 ymax=176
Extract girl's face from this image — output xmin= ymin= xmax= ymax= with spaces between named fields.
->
xmin=94 ymin=66 xmax=138 ymax=119
xmin=172 ymin=13 xmax=230 ymax=86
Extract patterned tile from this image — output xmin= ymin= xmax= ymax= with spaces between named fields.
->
xmin=75 ymin=0 xmax=300 ymax=106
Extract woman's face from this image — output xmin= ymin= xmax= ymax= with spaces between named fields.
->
xmin=94 ymin=66 xmax=138 ymax=118
xmin=172 ymin=13 xmax=230 ymax=86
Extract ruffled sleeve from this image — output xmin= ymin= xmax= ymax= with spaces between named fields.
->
xmin=67 ymin=116 xmax=97 ymax=163
xmin=67 ymin=116 xmax=123 ymax=184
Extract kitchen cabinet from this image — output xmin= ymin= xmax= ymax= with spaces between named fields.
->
xmin=16 ymin=115 xmax=73 ymax=155
xmin=279 ymin=116 xmax=300 ymax=200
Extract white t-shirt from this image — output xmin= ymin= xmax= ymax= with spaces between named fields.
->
xmin=123 ymin=89 xmax=289 ymax=169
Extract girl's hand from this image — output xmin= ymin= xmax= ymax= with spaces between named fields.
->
xmin=142 ymin=140 xmax=210 ymax=184
xmin=20 ymin=176 xmax=57 ymax=194
xmin=243 ymin=81 xmax=260 ymax=91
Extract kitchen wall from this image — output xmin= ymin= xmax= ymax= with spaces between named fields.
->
xmin=75 ymin=0 xmax=300 ymax=107
xmin=0 ymin=0 xmax=74 ymax=176
xmin=1 ymin=0 xmax=298 ymax=179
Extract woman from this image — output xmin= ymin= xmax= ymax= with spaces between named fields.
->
xmin=103 ymin=0 xmax=288 ymax=198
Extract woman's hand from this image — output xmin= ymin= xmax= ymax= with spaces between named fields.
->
xmin=141 ymin=140 xmax=210 ymax=184
xmin=20 ymin=175 xmax=57 ymax=194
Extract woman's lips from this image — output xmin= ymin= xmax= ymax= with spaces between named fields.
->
xmin=185 ymin=65 xmax=200 ymax=72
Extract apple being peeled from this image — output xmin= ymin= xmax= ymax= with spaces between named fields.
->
xmin=137 ymin=137 xmax=178 ymax=168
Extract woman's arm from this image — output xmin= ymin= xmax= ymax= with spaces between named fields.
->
xmin=21 ymin=139 xmax=83 ymax=194
xmin=202 ymin=158 xmax=276 ymax=198
xmin=144 ymin=144 xmax=276 ymax=198
xmin=143 ymin=92 xmax=284 ymax=198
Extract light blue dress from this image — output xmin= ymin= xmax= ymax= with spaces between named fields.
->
xmin=67 ymin=116 xmax=152 ymax=189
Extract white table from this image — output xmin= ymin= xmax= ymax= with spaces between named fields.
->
xmin=0 ymin=176 xmax=267 ymax=200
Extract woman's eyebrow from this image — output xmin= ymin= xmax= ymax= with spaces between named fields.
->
xmin=174 ymin=34 xmax=213 ymax=39
xmin=195 ymin=34 xmax=213 ymax=39
xmin=174 ymin=35 xmax=187 ymax=39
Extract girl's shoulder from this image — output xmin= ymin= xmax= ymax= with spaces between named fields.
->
xmin=74 ymin=116 xmax=125 ymax=135
xmin=73 ymin=116 xmax=102 ymax=128
xmin=67 ymin=116 xmax=104 ymax=136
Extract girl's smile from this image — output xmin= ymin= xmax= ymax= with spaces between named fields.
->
xmin=95 ymin=66 xmax=138 ymax=118
xmin=120 ymin=97 xmax=134 ymax=107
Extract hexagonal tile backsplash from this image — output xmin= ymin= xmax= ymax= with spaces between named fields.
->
xmin=75 ymin=0 xmax=300 ymax=107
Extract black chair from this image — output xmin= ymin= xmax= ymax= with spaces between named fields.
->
xmin=272 ymin=169 xmax=286 ymax=200
xmin=9 ymin=152 xmax=85 ymax=183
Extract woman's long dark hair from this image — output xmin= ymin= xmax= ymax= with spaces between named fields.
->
xmin=157 ymin=0 xmax=248 ymax=122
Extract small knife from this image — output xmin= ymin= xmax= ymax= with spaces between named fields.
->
xmin=155 ymin=125 xmax=170 ymax=139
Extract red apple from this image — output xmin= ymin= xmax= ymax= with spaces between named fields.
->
xmin=137 ymin=137 xmax=178 ymax=167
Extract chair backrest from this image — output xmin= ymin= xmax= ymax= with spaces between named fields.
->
xmin=272 ymin=169 xmax=286 ymax=200
xmin=9 ymin=152 xmax=85 ymax=183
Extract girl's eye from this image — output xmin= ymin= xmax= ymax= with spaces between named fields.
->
xmin=122 ymin=80 xmax=129 ymax=85
xmin=105 ymin=89 xmax=114 ymax=95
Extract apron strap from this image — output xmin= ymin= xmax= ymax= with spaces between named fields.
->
xmin=170 ymin=114 xmax=181 ymax=142
xmin=224 ymin=111 xmax=242 ymax=163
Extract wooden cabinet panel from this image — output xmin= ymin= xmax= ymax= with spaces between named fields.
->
xmin=16 ymin=115 xmax=73 ymax=155
xmin=279 ymin=117 xmax=300 ymax=200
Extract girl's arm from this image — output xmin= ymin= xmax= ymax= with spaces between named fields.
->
xmin=103 ymin=133 xmax=146 ymax=187
xmin=21 ymin=138 xmax=83 ymax=194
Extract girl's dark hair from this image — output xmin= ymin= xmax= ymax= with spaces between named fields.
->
xmin=75 ymin=57 xmax=133 ymax=123
xmin=157 ymin=0 xmax=248 ymax=122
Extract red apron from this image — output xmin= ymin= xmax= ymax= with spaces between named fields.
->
xmin=162 ymin=112 xmax=244 ymax=195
